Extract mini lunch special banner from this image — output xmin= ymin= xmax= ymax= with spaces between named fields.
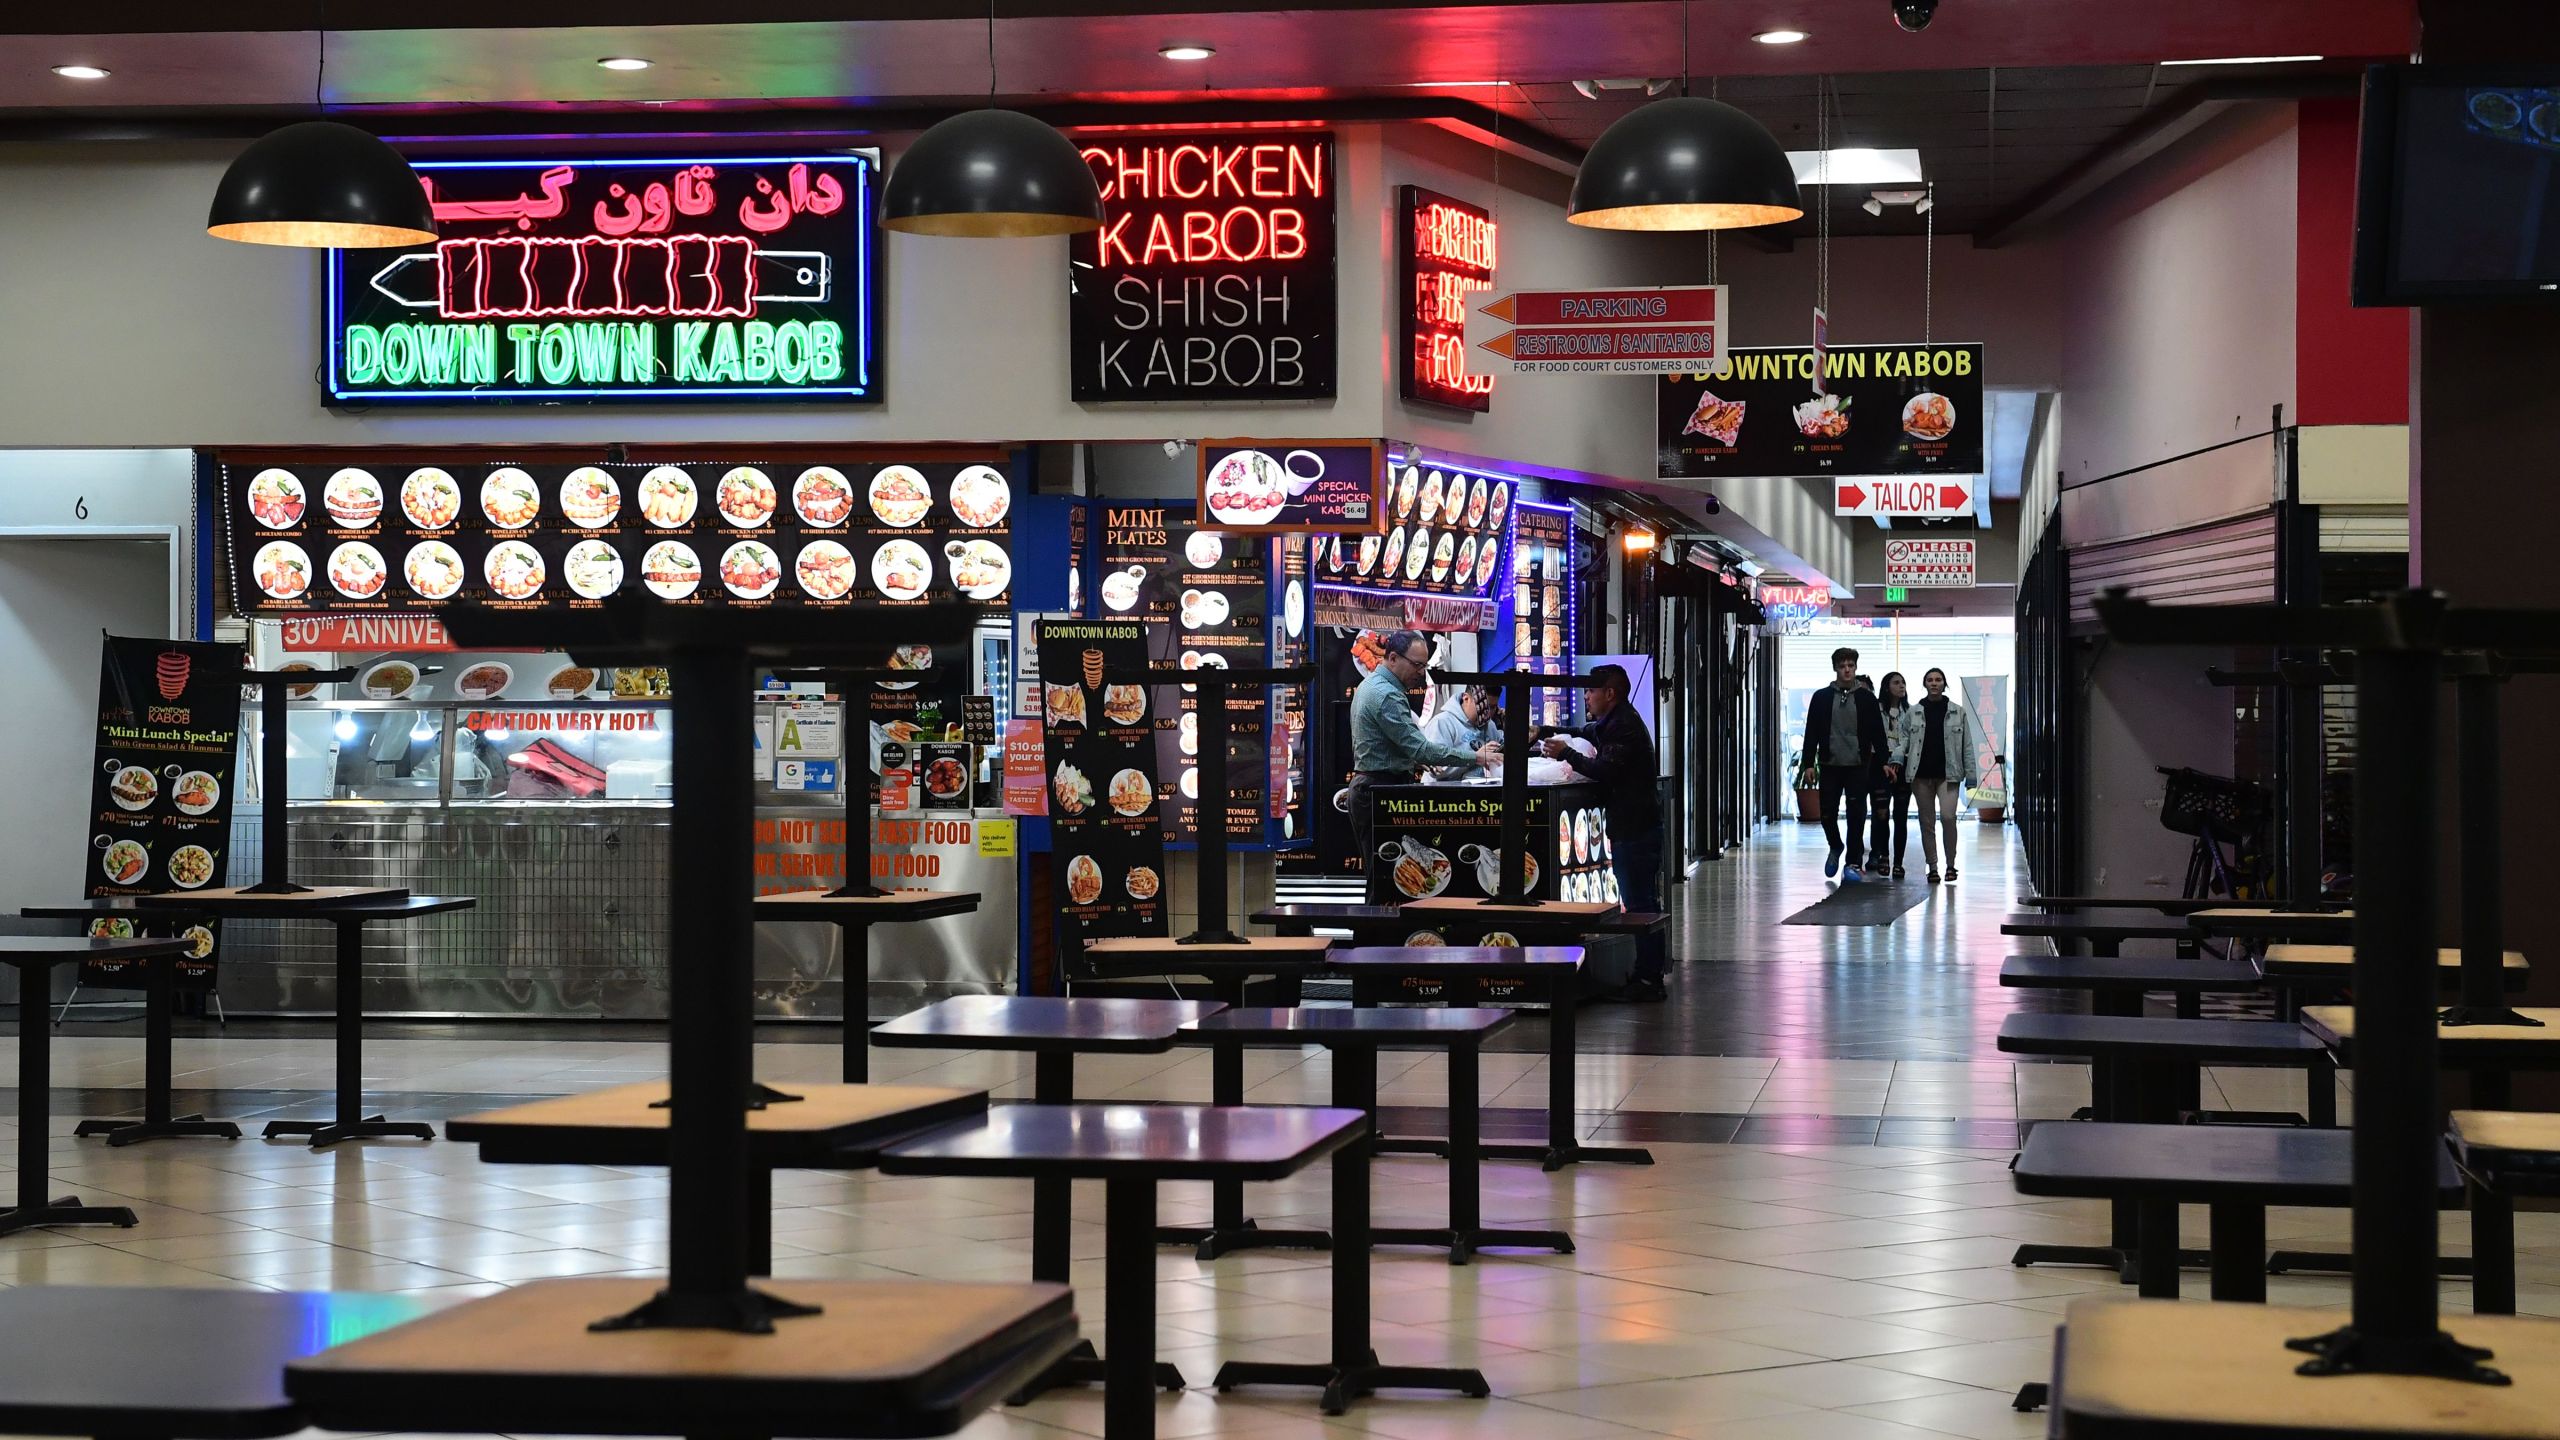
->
xmin=1036 ymin=620 xmax=1169 ymax=952
xmin=1194 ymin=441 xmax=1382 ymax=535
xmin=1657 ymin=342 xmax=1984 ymax=482
xmin=82 ymin=636 xmax=245 ymax=990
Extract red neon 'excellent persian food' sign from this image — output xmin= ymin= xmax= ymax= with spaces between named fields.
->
xmin=1070 ymin=131 xmax=1337 ymax=404
xmin=1399 ymin=186 xmax=1496 ymax=412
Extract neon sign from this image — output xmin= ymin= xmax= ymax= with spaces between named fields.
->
xmin=1399 ymin=186 xmax=1496 ymax=412
xmin=1069 ymin=130 xmax=1337 ymax=404
xmin=324 ymin=154 xmax=880 ymax=406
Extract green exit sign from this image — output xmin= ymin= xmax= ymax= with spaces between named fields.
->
xmin=1884 ymin=586 xmax=1910 ymax=604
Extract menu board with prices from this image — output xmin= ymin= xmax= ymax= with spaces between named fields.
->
xmin=1036 ymin=620 xmax=1168 ymax=945
xmin=1305 ymin=459 xmax=1514 ymax=600
xmin=1508 ymin=503 xmax=1576 ymax=728
xmin=81 ymin=637 xmax=244 ymax=990
xmin=1194 ymin=441 xmax=1382 ymax=535
xmin=1272 ymin=536 xmax=1312 ymax=846
xmin=1091 ymin=504 xmax=1270 ymax=844
xmin=1365 ymin=787 xmax=1621 ymax=908
xmin=224 ymin=456 xmax=1014 ymax=618
xmin=915 ymin=742 xmax=973 ymax=811
xmin=1658 ymin=343 xmax=1985 ymax=481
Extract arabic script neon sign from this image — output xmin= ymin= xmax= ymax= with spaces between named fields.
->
xmin=324 ymin=153 xmax=879 ymax=406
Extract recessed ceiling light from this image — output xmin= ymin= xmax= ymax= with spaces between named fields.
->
xmin=52 ymin=64 xmax=110 ymax=80
xmin=1753 ymin=29 xmax=1810 ymax=44
xmin=1159 ymin=44 xmax=1215 ymax=61
xmin=2160 ymin=54 xmax=2324 ymax=66
xmin=596 ymin=57 xmax=652 ymax=71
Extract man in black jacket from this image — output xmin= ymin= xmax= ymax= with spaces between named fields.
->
xmin=1804 ymin=646 xmax=1888 ymax=880
xmin=1544 ymin=664 xmax=1667 ymax=999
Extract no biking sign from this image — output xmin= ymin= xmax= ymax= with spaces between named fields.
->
xmin=1884 ymin=537 xmax=1976 ymax=589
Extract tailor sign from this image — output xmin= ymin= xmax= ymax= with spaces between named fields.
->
xmin=1834 ymin=477 xmax=1975 ymax=518
xmin=1069 ymin=131 xmax=1338 ymax=403
xmin=325 ymin=154 xmax=882 ymax=405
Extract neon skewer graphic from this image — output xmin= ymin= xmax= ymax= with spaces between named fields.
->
xmin=367 ymin=237 xmax=833 ymax=320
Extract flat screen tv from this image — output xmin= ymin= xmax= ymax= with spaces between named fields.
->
xmin=2354 ymin=64 xmax=2560 ymax=305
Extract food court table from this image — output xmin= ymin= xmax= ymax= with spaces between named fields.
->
xmin=0 ymin=1286 xmax=435 ymax=1438
xmin=447 ymin=1082 xmax=986 ymax=1273
xmin=20 ymin=899 xmax=235 ymax=1146
xmin=753 ymin=889 xmax=981 ymax=1082
xmin=2001 ymin=913 xmax=2205 ymax=957
xmin=1328 ymin=945 xmax=1646 ymax=1170
xmin=0 ymin=935 xmax=193 ymax=1234
xmin=135 ymin=891 xmax=475 ymax=1147
xmin=286 ymin=1276 xmax=1080 ymax=1439
xmin=2189 ymin=908 xmax=2356 ymax=945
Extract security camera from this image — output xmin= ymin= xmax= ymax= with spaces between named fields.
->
xmin=1701 ymin=494 xmax=1723 ymax=516
xmin=1891 ymin=0 xmax=1938 ymax=32
xmin=1861 ymin=196 xmax=1885 ymax=216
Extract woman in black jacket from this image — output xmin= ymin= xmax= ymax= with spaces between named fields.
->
xmin=1868 ymin=672 xmax=1913 ymax=879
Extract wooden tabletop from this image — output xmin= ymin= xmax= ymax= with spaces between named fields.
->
xmin=134 ymin=892 xmax=473 ymax=921
xmin=20 ymin=899 xmax=208 ymax=922
xmin=1328 ymin=944 xmax=1586 ymax=977
xmin=2051 ymin=1298 xmax=2560 ymax=1439
xmin=1084 ymin=935 xmax=1336 ymax=958
xmin=868 ymin=995 xmax=1224 ymax=1053
xmin=2016 ymin=1122 xmax=2458 ymax=1205
xmin=0 ymin=1286 xmax=436 ymax=1439
xmin=2187 ymin=909 xmax=2355 ymax=940
xmin=1186 ymin=1006 xmax=1515 ymax=1047
xmin=286 ymin=1277 xmax=1078 ymax=1438
xmin=0 ymin=935 xmax=192 ymax=966
xmin=2022 ymin=896 xmax=2291 ymax=914
xmin=1998 ymin=955 xmax=2264 ymax=993
xmin=1997 ymin=1014 xmax=2331 ymax=1063
xmin=755 ymin=889 xmax=982 ymax=921
xmin=2304 ymin=1006 xmax=2560 ymax=1067
xmin=448 ymin=1082 xmax=987 ymax=1168
xmin=141 ymin=883 xmax=406 ymax=905
xmin=1251 ymin=904 xmax=1407 ymax=925
xmin=2452 ymin=1111 xmax=2560 ymax=1195
xmin=879 ymin=1102 xmax=1367 ymax=1182
xmin=2001 ymin=913 xmax=2203 ymax=940
xmin=2264 ymin=944 xmax=2527 ymax=972
xmin=1404 ymin=897 xmax=1622 ymax=918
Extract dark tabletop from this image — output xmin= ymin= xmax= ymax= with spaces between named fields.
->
xmin=1999 ymin=955 xmax=2265 ymax=993
xmin=0 ymin=935 xmax=193 ymax=966
xmin=752 ymin=891 xmax=984 ymax=923
xmin=1186 ymin=1006 xmax=1514 ymax=1047
xmin=869 ymin=995 xmax=1225 ymax=1053
xmin=132 ymin=894 xmax=475 ymax=921
xmin=21 ymin=899 xmax=208 ymax=922
xmin=1327 ymin=945 xmax=1586 ymax=977
xmin=2186 ymin=910 xmax=2354 ymax=940
xmin=2017 ymin=896 xmax=2289 ymax=915
xmin=447 ymin=1082 xmax=990 ymax=1169
xmin=2001 ymin=913 xmax=2202 ymax=941
xmin=1251 ymin=904 xmax=1408 ymax=926
xmin=2016 ymin=1122 xmax=2459 ymax=1205
xmin=0 ymin=1286 xmax=434 ymax=1438
xmin=880 ymin=1102 xmax=1367 ymax=1181
xmin=1997 ymin=1013 xmax=2331 ymax=1063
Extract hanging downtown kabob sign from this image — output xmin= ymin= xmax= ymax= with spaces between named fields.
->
xmin=324 ymin=154 xmax=883 ymax=405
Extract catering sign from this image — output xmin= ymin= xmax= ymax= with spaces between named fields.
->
xmin=81 ymin=637 xmax=244 ymax=991
xmin=1398 ymin=186 xmax=1496 ymax=411
xmin=223 ymin=455 xmax=1013 ymax=618
xmin=1884 ymin=537 xmax=1977 ymax=589
xmin=1194 ymin=441 xmax=1382 ymax=535
xmin=1070 ymin=131 xmax=1337 ymax=403
xmin=325 ymin=154 xmax=881 ymax=405
xmin=1658 ymin=342 xmax=1984 ymax=481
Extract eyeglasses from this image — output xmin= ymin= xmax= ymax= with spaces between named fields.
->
xmin=1399 ymin=651 xmax=1430 ymax=668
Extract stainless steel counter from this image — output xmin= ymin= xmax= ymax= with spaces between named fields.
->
xmin=212 ymin=802 xmax=1014 ymax=1019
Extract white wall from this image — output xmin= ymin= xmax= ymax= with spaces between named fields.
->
xmin=1717 ymin=233 xmax=2066 ymax=392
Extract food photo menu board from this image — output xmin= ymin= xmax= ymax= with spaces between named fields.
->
xmin=1308 ymin=458 xmax=1513 ymax=600
xmin=1091 ymin=504 xmax=1271 ymax=844
xmin=1272 ymin=535 xmax=1311 ymax=846
xmin=82 ymin=637 xmax=244 ymax=990
xmin=1509 ymin=501 xmax=1577 ymax=729
xmin=223 ymin=455 xmax=1014 ymax=617
xmin=1036 ymin=620 xmax=1168 ymax=945
xmin=1657 ymin=342 xmax=1985 ymax=481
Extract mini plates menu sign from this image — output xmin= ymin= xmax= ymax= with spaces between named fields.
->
xmin=82 ymin=637 xmax=244 ymax=990
xmin=1194 ymin=441 xmax=1382 ymax=535
xmin=1091 ymin=504 xmax=1270 ymax=844
xmin=1036 ymin=620 xmax=1167 ymax=944
xmin=223 ymin=455 xmax=1014 ymax=616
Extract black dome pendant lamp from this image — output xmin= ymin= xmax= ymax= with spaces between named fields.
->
xmin=1569 ymin=96 xmax=1804 ymax=232
xmin=207 ymin=5 xmax=435 ymax=249
xmin=884 ymin=0 xmax=1101 ymax=237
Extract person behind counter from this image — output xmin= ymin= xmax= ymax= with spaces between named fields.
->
xmin=1351 ymin=631 xmax=1504 ymax=866
xmin=1421 ymin=684 xmax=1500 ymax=782
xmin=1541 ymin=664 xmax=1667 ymax=1003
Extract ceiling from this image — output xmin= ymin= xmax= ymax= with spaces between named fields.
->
xmin=1 ymin=1 xmax=2409 ymax=236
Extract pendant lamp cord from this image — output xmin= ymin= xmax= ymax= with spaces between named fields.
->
xmin=986 ymin=0 xmax=998 ymax=103
xmin=313 ymin=0 xmax=326 ymax=112
xmin=1924 ymin=180 xmax=1935 ymax=344
xmin=1707 ymin=73 xmax=1719 ymax=286
xmin=1814 ymin=75 xmax=1830 ymax=318
xmin=1681 ymin=3 xmax=1691 ymax=97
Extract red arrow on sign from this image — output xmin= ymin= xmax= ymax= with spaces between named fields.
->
xmin=1838 ymin=483 xmax=1868 ymax=511
xmin=1480 ymin=330 xmax=1517 ymax=358
xmin=1940 ymin=482 xmax=1970 ymax=509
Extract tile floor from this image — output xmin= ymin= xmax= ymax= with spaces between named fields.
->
xmin=0 ymin=821 xmax=2546 ymax=1440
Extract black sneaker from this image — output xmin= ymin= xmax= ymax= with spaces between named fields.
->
xmin=1945 ymin=866 xmax=1960 ymax=883
xmin=1926 ymin=868 xmax=1941 ymax=884
xmin=1824 ymin=847 xmax=1842 ymax=878
xmin=1622 ymin=976 xmax=1668 ymax=1004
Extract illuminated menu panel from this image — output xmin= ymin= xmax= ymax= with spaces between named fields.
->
xmin=1069 ymin=131 xmax=1337 ymax=403
xmin=224 ymin=457 xmax=1010 ymax=617
xmin=1305 ymin=460 xmax=1513 ymax=601
xmin=1397 ymin=186 xmax=1496 ymax=412
xmin=325 ymin=154 xmax=880 ymax=405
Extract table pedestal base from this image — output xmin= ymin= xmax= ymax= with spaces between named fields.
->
xmin=0 ymin=1196 xmax=136 ymax=1235
xmin=1215 ymin=1351 xmax=1490 ymax=1417
xmin=1481 ymin=1139 xmax=1654 ymax=1171
xmin=2009 ymin=1242 xmax=2217 ymax=1280
xmin=2286 ymin=1323 xmax=2511 ymax=1384
xmin=1372 ymin=1225 xmax=1574 ymax=1265
xmin=76 ymin=1115 xmax=242 ymax=1147
xmin=588 ymin=1283 xmax=822 ymax=1336
xmin=1153 ymin=1217 xmax=1332 ymax=1261
xmin=1008 ymin=1341 xmax=1189 ymax=1404
xmin=263 ymin=1116 xmax=436 ymax=1148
